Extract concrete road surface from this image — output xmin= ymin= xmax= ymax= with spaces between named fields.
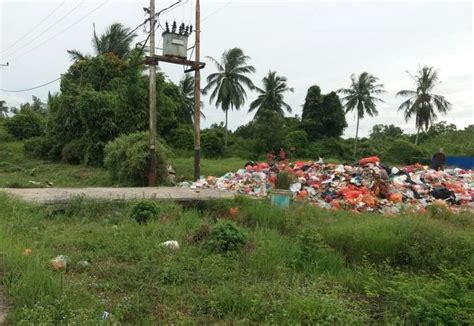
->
xmin=0 ymin=187 xmax=235 ymax=204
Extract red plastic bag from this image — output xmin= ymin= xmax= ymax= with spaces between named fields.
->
xmin=358 ymin=156 xmax=380 ymax=166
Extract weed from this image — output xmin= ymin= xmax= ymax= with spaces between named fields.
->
xmin=130 ymin=201 xmax=161 ymax=224
xmin=206 ymin=220 xmax=247 ymax=253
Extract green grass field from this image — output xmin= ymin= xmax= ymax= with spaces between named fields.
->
xmin=0 ymin=140 xmax=246 ymax=187
xmin=1 ymin=194 xmax=472 ymax=324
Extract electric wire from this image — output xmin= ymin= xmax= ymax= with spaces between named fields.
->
xmin=0 ymin=77 xmax=61 ymax=93
xmin=7 ymin=0 xmax=109 ymax=62
xmin=0 ymin=0 xmax=67 ymax=56
xmin=3 ymin=0 xmax=87 ymax=60
xmin=202 ymin=0 xmax=232 ymax=22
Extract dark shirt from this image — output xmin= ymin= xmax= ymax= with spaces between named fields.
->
xmin=433 ymin=152 xmax=446 ymax=165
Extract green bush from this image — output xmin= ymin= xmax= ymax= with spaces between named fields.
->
xmin=130 ymin=201 xmax=161 ymax=224
xmin=5 ymin=110 xmax=45 ymax=140
xmin=0 ymin=125 xmax=14 ymax=141
xmin=201 ymin=131 xmax=225 ymax=158
xmin=24 ymin=136 xmax=54 ymax=159
xmin=83 ymin=142 xmax=105 ymax=166
xmin=285 ymin=130 xmax=308 ymax=156
xmin=207 ymin=221 xmax=247 ymax=253
xmin=104 ymin=131 xmax=169 ymax=186
xmin=308 ymin=138 xmax=351 ymax=161
xmin=61 ymin=139 xmax=87 ymax=165
xmin=384 ymin=139 xmax=429 ymax=164
xmin=168 ymin=127 xmax=194 ymax=150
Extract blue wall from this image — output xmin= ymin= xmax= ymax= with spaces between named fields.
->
xmin=446 ymin=156 xmax=474 ymax=169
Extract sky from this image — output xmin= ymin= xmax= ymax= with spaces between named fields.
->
xmin=0 ymin=0 xmax=472 ymax=138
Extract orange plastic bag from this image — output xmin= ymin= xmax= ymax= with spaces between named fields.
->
xmin=362 ymin=194 xmax=376 ymax=207
xmin=296 ymin=190 xmax=308 ymax=200
xmin=389 ymin=193 xmax=403 ymax=203
xmin=358 ymin=156 xmax=380 ymax=166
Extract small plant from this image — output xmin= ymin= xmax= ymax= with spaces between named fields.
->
xmin=130 ymin=201 xmax=160 ymax=224
xmin=206 ymin=221 xmax=247 ymax=253
xmin=275 ymin=171 xmax=292 ymax=190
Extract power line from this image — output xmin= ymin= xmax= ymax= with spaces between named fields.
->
xmin=3 ymin=0 xmax=86 ymax=60
xmin=0 ymin=77 xmax=61 ymax=93
xmin=0 ymin=0 xmax=67 ymax=56
xmin=7 ymin=0 xmax=109 ymax=63
xmin=202 ymin=0 xmax=232 ymax=21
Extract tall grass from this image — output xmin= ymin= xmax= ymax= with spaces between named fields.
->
xmin=0 ymin=193 xmax=472 ymax=324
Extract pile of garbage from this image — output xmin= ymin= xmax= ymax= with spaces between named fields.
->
xmin=180 ymin=156 xmax=473 ymax=213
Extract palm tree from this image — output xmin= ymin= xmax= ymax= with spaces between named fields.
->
xmin=202 ymin=48 xmax=255 ymax=148
xmin=397 ymin=66 xmax=451 ymax=145
xmin=0 ymin=100 xmax=8 ymax=118
xmin=248 ymin=71 xmax=294 ymax=119
xmin=337 ymin=72 xmax=385 ymax=157
xmin=68 ymin=23 xmax=137 ymax=61
xmin=178 ymin=73 xmax=205 ymax=123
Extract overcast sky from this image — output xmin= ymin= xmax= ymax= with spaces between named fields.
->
xmin=1 ymin=0 xmax=472 ymax=137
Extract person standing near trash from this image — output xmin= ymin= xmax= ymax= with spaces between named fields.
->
xmin=267 ymin=150 xmax=276 ymax=165
xmin=279 ymin=148 xmax=287 ymax=161
xmin=431 ymin=148 xmax=446 ymax=171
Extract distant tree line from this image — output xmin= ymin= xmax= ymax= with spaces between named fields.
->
xmin=0 ymin=22 xmax=465 ymax=177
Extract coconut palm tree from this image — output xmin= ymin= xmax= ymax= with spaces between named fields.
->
xmin=68 ymin=23 xmax=137 ymax=61
xmin=0 ymin=100 xmax=8 ymax=118
xmin=397 ymin=66 xmax=451 ymax=145
xmin=337 ymin=72 xmax=385 ymax=157
xmin=202 ymin=48 xmax=255 ymax=148
xmin=178 ymin=73 xmax=205 ymax=123
xmin=248 ymin=71 xmax=294 ymax=119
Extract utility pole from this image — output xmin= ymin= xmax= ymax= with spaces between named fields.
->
xmin=148 ymin=0 xmax=157 ymax=186
xmin=193 ymin=0 xmax=201 ymax=181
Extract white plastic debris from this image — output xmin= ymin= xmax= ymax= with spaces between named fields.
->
xmin=159 ymin=240 xmax=180 ymax=250
xmin=50 ymin=255 xmax=69 ymax=271
xmin=101 ymin=311 xmax=110 ymax=320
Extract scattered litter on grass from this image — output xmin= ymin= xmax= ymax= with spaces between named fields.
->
xmin=159 ymin=240 xmax=180 ymax=250
xmin=181 ymin=157 xmax=473 ymax=213
xmin=77 ymin=260 xmax=91 ymax=269
xmin=101 ymin=311 xmax=110 ymax=320
xmin=49 ymin=255 xmax=69 ymax=271
xmin=22 ymin=248 xmax=32 ymax=256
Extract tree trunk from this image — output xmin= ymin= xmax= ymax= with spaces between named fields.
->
xmin=224 ymin=109 xmax=228 ymax=149
xmin=415 ymin=127 xmax=420 ymax=145
xmin=353 ymin=112 xmax=359 ymax=158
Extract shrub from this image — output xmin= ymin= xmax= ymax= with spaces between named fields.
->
xmin=61 ymin=139 xmax=87 ymax=164
xmin=0 ymin=126 xmax=14 ymax=141
xmin=275 ymin=171 xmax=292 ymax=189
xmin=308 ymin=138 xmax=351 ymax=161
xmin=130 ymin=201 xmax=161 ymax=224
xmin=24 ymin=136 xmax=54 ymax=159
xmin=384 ymin=139 xmax=429 ymax=164
xmin=83 ymin=142 xmax=105 ymax=166
xmin=168 ymin=127 xmax=194 ymax=150
xmin=201 ymin=130 xmax=224 ymax=158
xmin=5 ymin=110 xmax=45 ymax=140
xmin=104 ymin=132 xmax=169 ymax=186
xmin=207 ymin=221 xmax=247 ymax=253
xmin=285 ymin=130 xmax=308 ymax=156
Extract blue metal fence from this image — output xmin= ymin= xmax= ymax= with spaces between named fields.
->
xmin=446 ymin=156 xmax=474 ymax=169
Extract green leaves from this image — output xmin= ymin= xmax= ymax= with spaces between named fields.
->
xmin=249 ymin=71 xmax=293 ymax=119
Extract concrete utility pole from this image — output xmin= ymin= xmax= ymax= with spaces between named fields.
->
xmin=193 ymin=0 xmax=201 ymax=181
xmin=148 ymin=0 xmax=157 ymax=186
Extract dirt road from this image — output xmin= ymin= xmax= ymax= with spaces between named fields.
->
xmin=1 ymin=187 xmax=234 ymax=204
